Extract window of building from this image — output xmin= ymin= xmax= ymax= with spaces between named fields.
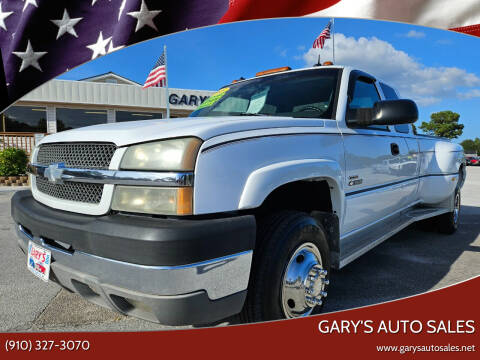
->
xmin=56 ymin=108 xmax=108 ymax=131
xmin=115 ymin=111 xmax=162 ymax=122
xmin=1 ymin=106 xmax=47 ymax=132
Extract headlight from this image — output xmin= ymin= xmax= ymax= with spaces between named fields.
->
xmin=120 ymin=137 xmax=202 ymax=171
xmin=112 ymin=186 xmax=193 ymax=215
xmin=115 ymin=137 xmax=200 ymax=215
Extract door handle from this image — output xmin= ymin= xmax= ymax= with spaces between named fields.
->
xmin=391 ymin=143 xmax=400 ymax=156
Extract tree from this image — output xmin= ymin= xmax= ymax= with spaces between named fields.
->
xmin=0 ymin=148 xmax=28 ymax=176
xmin=460 ymin=137 xmax=480 ymax=154
xmin=419 ymin=111 xmax=464 ymax=139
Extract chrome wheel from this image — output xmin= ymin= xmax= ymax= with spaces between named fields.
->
xmin=281 ymin=242 xmax=328 ymax=318
xmin=453 ymin=191 xmax=460 ymax=225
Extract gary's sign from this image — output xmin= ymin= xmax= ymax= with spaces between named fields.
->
xmin=169 ymin=93 xmax=210 ymax=107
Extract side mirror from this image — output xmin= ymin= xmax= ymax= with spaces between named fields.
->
xmin=347 ymin=99 xmax=418 ymax=127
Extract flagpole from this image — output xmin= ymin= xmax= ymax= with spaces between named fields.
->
xmin=164 ymin=45 xmax=170 ymax=119
xmin=332 ymin=18 xmax=335 ymax=64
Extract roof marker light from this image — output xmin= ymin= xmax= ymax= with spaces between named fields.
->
xmin=255 ymin=66 xmax=291 ymax=77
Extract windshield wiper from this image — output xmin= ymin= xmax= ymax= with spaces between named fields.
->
xmin=236 ymin=112 xmax=273 ymax=116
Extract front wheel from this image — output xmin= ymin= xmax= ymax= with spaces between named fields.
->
xmin=240 ymin=211 xmax=331 ymax=323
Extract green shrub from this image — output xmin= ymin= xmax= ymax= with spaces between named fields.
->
xmin=0 ymin=148 xmax=28 ymax=176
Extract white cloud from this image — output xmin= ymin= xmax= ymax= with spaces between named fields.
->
xmin=458 ymin=89 xmax=480 ymax=100
xmin=404 ymin=30 xmax=426 ymax=38
xmin=302 ymin=34 xmax=480 ymax=106
xmin=274 ymin=46 xmax=288 ymax=58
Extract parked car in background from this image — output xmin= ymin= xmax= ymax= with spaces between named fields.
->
xmin=466 ymin=156 xmax=480 ymax=166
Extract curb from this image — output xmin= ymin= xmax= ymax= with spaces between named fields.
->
xmin=0 ymin=186 xmax=29 ymax=192
xmin=0 ymin=175 xmax=29 ymax=187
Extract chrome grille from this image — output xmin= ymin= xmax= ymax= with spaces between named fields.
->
xmin=34 ymin=143 xmax=115 ymax=205
xmin=37 ymin=143 xmax=116 ymax=169
xmin=36 ymin=177 xmax=103 ymax=204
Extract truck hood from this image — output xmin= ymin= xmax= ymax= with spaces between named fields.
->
xmin=39 ymin=116 xmax=326 ymax=147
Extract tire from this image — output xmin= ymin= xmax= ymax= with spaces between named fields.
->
xmin=239 ymin=211 xmax=330 ymax=323
xmin=433 ymin=187 xmax=461 ymax=234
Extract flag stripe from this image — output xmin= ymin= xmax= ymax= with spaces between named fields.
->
xmin=144 ymin=72 xmax=166 ymax=85
xmin=143 ymin=73 xmax=166 ymax=88
xmin=149 ymin=66 xmax=166 ymax=77
xmin=144 ymin=77 xmax=166 ymax=88
xmin=145 ymin=68 xmax=166 ymax=83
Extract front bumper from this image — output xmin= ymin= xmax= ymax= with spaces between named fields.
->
xmin=11 ymin=191 xmax=256 ymax=325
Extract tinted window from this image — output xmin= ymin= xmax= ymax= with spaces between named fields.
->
xmin=56 ymin=108 xmax=107 ymax=131
xmin=116 ymin=111 xmax=162 ymax=122
xmin=380 ymin=83 xmax=411 ymax=134
xmin=1 ymin=106 xmax=47 ymax=132
xmin=380 ymin=83 xmax=398 ymax=100
xmin=394 ymin=124 xmax=410 ymax=134
xmin=349 ymin=80 xmax=380 ymax=109
xmin=349 ymin=79 xmax=388 ymax=131
xmin=190 ymin=69 xmax=340 ymax=119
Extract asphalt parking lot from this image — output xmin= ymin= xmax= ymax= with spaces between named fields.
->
xmin=1 ymin=167 xmax=479 ymax=332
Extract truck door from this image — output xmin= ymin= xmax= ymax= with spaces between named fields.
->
xmin=379 ymin=82 xmax=420 ymax=208
xmin=341 ymin=74 xmax=413 ymax=235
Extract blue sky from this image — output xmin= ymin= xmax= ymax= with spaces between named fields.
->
xmin=58 ymin=17 xmax=480 ymax=142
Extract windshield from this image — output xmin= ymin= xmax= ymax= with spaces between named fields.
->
xmin=190 ymin=68 xmax=340 ymax=119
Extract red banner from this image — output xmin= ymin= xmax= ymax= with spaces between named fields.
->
xmin=220 ymin=0 xmax=341 ymax=22
xmin=452 ymin=24 xmax=480 ymax=37
xmin=219 ymin=0 xmax=480 ymax=38
xmin=1 ymin=276 xmax=478 ymax=359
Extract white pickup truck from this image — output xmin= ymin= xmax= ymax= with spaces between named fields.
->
xmin=11 ymin=65 xmax=465 ymax=325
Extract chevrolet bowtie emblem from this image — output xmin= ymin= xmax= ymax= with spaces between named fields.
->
xmin=44 ymin=163 xmax=65 ymax=184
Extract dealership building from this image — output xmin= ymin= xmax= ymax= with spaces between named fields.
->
xmin=0 ymin=72 xmax=215 ymax=134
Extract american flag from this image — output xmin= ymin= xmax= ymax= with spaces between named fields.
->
xmin=313 ymin=20 xmax=332 ymax=49
xmin=0 ymin=0 xmax=479 ymax=112
xmin=312 ymin=0 xmax=480 ymax=37
xmin=143 ymin=52 xmax=166 ymax=88
xmin=0 ymin=0 xmax=230 ymax=111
